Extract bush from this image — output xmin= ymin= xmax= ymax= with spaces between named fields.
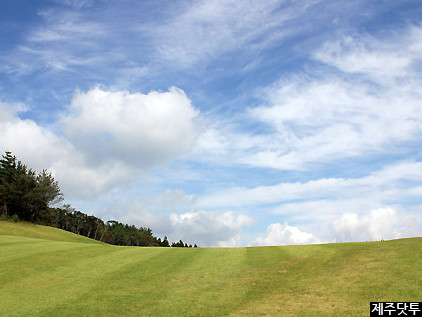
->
xmin=0 ymin=214 xmax=20 ymax=222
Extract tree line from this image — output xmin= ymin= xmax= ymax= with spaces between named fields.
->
xmin=0 ymin=151 xmax=197 ymax=247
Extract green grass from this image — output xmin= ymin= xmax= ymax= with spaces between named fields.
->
xmin=1 ymin=221 xmax=421 ymax=316
xmin=0 ymin=221 xmax=103 ymax=244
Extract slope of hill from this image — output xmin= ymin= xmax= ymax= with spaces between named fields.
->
xmin=0 ymin=221 xmax=103 ymax=244
xmin=1 ymin=221 xmax=421 ymax=316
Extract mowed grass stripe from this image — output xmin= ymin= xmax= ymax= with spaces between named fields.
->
xmin=237 ymin=240 xmax=422 ymax=316
xmin=1 ymin=238 xmax=167 ymax=316
xmin=1 ymin=222 xmax=421 ymax=316
xmin=39 ymin=248 xmax=251 ymax=316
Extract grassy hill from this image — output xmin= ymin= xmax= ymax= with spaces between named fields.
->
xmin=0 ymin=221 xmax=103 ymax=244
xmin=1 ymin=221 xmax=421 ymax=316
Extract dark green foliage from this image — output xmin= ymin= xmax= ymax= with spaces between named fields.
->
xmin=11 ymin=214 xmax=19 ymax=222
xmin=171 ymin=240 xmax=184 ymax=247
xmin=162 ymin=236 xmax=170 ymax=247
xmin=0 ymin=151 xmax=62 ymax=222
xmin=0 ymin=151 xmax=197 ymax=248
xmin=171 ymin=239 xmax=195 ymax=247
xmin=103 ymin=220 xmax=163 ymax=246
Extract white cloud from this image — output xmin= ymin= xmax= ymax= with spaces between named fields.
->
xmin=0 ymin=86 xmax=200 ymax=200
xmin=144 ymin=189 xmax=198 ymax=212
xmin=2 ymin=0 xmax=309 ymax=79
xmin=0 ymin=102 xmax=73 ymax=170
xmin=1 ymin=9 xmax=110 ymax=76
xmin=150 ymin=0 xmax=315 ymax=67
xmin=50 ymin=0 xmax=95 ymax=9
xmin=61 ymin=86 xmax=199 ymax=167
xmin=191 ymin=26 xmax=422 ymax=171
xmin=200 ymin=177 xmax=345 ymax=208
xmin=252 ymin=208 xmax=421 ymax=247
xmin=331 ymin=208 xmax=420 ymax=242
xmin=315 ymin=36 xmax=412 ymax=81
xmin=169 ymin=210 xmax=254 ymax=247
xmin=119 ymin=205 xmax=174 ymax=238
xmin=122 ymin=205 xmax=254 ymax=247
xmin=199 ymin=160 xmax=422 ymax=209
xmin=0 ymin=102 xmax=19 ymax=122
xmin=193 ymin=128 xmax=230 ymax=156
xmin=0 ymin=102 xmax=137 ymax=199
xmin=198 ymin=161 xmax=422 ymax=243
xmin=315 ymin=26 xmax=422 ymax=81
xmin=117 ymin=190 xmax=254 ymax=247
xmin=269 ymin=199 xmax=382 ymax=222
xmin=195 ymin=160 xmax=422 ymax=244
xmin=251 ymin=222 xmax=321 ymax=246
xmin=247 ymin=73 xmax=422 ymax=169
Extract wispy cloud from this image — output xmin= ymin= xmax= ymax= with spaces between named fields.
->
xmin=149 ymin=0 xmax=305 ymax=66
xmin=192 ymin=25 xmax=422 ymax=171
xmin=199 ymin=161 xmax=422 ymax=209
xmin=1 ymin=0 xmax=332 ymax=83
xmin=315 ymin=26 xmax=422 ymax=81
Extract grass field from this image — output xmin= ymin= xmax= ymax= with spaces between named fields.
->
xmin=1 ymin=221 xmax=421 ymax=316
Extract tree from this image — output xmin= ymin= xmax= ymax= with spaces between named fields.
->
xmin=0 ymin=151 xmax=62 ymax=222
xmin=0 ymin=151 xmax=17 ymax=216
xmin=162 ymin=236 xmax=170 ymax=247
xmin=171 ymin=240 xmax=186 ymax=247
xmin=0 ymin=151 xmax=17 ymax=182
xmin=36 ymin=170 xmax=62 ymax=207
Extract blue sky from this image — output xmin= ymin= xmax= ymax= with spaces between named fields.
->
xmin=1 ymin=0 xmax=421 ymax=246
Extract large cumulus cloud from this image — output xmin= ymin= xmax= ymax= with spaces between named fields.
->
xmin=61 ymin=86 xmax=199 ymax=167
xmin=1 ymin=87 xmax=200 ymax=199
xmin=251 ymin=222 xmax=321 ymax=246
xmin=331 ymin=208 xmax=420 ymax=242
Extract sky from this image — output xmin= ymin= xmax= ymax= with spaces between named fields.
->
xmin=1 ymin=0 xmax=421 ymax=247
